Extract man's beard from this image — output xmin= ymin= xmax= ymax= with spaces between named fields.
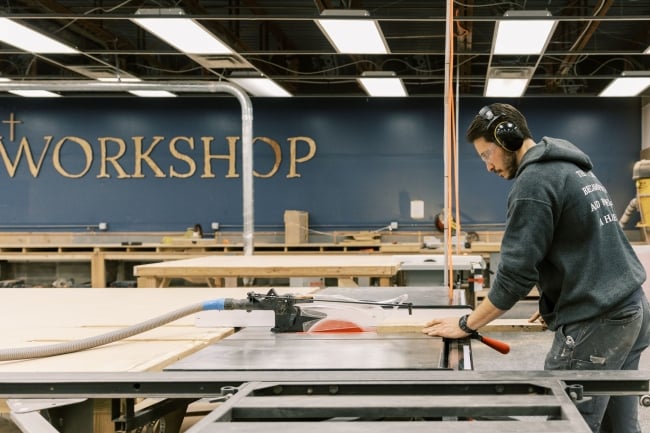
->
xmin=500 ymin=151 xmax=518 ymax=179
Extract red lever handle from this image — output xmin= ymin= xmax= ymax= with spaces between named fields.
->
xmin=473 ymin=333 xmax=510 ymax=354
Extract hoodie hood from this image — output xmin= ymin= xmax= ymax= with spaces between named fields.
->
xmin=516 ymin=136 xmax=593 ymax=178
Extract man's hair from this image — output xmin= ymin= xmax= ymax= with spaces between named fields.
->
xmin=466 ymin=103 xmax=533 ymax=144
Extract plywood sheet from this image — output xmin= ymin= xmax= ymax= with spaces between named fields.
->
xmin=0 ymin=287 xmax=316 ymax=373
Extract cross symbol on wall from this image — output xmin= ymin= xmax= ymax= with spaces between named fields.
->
xmin=2 ymin=113 xmax=22 ymax=141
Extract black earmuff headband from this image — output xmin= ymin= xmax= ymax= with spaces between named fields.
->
xmin=477 ymin=105 xmax=524 ymax=152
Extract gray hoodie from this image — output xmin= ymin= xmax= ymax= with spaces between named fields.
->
xmin=488 ymin=136 xmax=646 ymax=330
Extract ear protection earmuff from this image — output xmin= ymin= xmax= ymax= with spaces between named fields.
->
xmin=478 ymin=105 xmax=524 ymax=152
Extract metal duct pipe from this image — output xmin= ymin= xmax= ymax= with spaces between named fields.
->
xmin=0 ymin=80 xmax=255 ymax=255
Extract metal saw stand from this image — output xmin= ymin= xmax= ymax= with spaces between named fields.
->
xmin=1 ymin=370 xmax=648 ymax=433
xmin=180 ymin=372 xmax=639 ymax=433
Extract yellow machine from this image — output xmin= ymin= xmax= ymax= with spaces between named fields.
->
xmin=621 ymin=160 xmax=650 ymax=241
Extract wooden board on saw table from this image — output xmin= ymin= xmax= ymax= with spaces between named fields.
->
xmin=376 ymin=308 xmax=546 ymax=334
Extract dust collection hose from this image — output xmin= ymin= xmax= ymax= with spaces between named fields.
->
xmin=0 ymin=299 xmax=229 ymax=362
xmin=619 ymin=197 xmax=638 ymax=228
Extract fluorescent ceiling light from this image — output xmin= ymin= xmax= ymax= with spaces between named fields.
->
xmin=485 ymin=78 xmax=529 ymax=97
xmin=358 ymin=72 xmax=407 ymax=97
xmin=128 ymin=90 xmax=177 ymax=97
xmin=229 ymin=76 xmax=291 ymax=97
xmin=0 ymin=78 xmax=62 ymax=96
xmin=484 ymin=67 xmax=533 ymax=97
xmin=98 ymin=77 xmax=142 ymax=83
xmin=0 ymin=18 xmax=79 ymax=54
xmin=132 ymin=8 xmax=233 ymax=54
xmin=97 ymin=75 xmax=177 ymax=96
xmin=9 ymin=90 xmax=61 ymax=97
xmin=316 ymin=10 xmax=389 ymax=54
xmin=93 ymin=69 xmax=141 ymax=82
xmin=599 ymin=71 xmax=650 ymax=97
xmin=485 ymin=67 xmax=533 ymax=96
xmin=493 ymin=11 xmax=557 ymax=55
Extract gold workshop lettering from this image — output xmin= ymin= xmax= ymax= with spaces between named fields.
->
xmin=0 ymin=134 xmax=317 ymax=179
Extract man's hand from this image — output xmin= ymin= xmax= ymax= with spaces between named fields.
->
xmin=421 ymin=316 xmax=470 ymax=339
xmin=528 ymin=310 xmax=547 ymax=329
xmin=422 ymin=298 xmax=507 ymax=339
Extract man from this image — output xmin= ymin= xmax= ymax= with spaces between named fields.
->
xmin=422 ymin=103 xmax=650 ymax=432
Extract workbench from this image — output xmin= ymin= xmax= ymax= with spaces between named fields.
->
xmin=134 ymin=254 xmax=403 ymax=288
xmin=0 ymin=230 xmax=502 ymax=288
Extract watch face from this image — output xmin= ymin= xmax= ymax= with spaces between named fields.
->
xmin=459 ymin=314 xmax=474 ymax=333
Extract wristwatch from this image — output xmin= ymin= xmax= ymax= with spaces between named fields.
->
xmin=458 ymin=314 xmax=477 ymax=334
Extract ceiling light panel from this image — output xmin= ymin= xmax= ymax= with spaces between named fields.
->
xmin=0 ymin=18 xmax=79 ymax=54
xmin=9 ymin=90 xmax=61 ymax=97
xmin=229 ymin=77 xmax=291 ymax=97
xmin=128 ymin=90 xmax=177 ymax=97
xmin=133 ymin=8 xmax=233 ymax=55
xmin=493 ymin=11 xmax=557 ymax=55
xmin=599 ymin=72 xmax=650 ymax=97
xmin=358 ymin=72 xmax=407 ymax=97
xmin=316 ymin=10 xmax=389 ymax=54
xmin=485 ymin=78 xmax=529 ymax=97
xmin=484 ymin=67 xmax=534 ymax=97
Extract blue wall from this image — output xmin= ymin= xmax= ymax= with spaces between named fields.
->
xmin=0 ymin=97 xmax=641 ymax=232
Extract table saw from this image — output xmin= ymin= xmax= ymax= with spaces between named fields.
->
xmin=0 ymin=285 xmax=647 ymax=433
xmin=171 ymin=286 xmax=473 ymax=372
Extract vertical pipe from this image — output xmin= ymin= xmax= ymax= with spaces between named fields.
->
xmin=225 ymin=84 xmax=255 ymax=256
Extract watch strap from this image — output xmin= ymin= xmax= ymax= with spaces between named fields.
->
xmin=458 ymin=314 xmax=476 ymax=334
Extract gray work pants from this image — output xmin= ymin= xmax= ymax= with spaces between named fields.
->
xmin=544 ymin=289 xmax=650 ymax=433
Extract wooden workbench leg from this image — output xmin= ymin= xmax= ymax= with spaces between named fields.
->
xmin=357 ymin=277 xmax=371 ymax=286
xmin=337 ymin=278 xmax=358 ymax=287
xmin=378 ymin=277 xmax=390 ymax=287
xmin=91 ymin=252 xmax=106 ymax=288
xmin=47 ymin=398 xmax=113 ymax=433
xmin=207 ymin=277 xmax=224 ymax=287
xmin=137 ymin=276 xmax=160 ymax=288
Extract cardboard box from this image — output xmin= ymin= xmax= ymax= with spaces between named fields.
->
xmin=284 ymin=210 xmax=309 ymax=244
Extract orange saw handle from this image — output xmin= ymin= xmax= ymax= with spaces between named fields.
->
xmin=472 ymin=333 xmax=510 ymax=354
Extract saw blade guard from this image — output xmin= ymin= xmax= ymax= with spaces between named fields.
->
xmin=302 ymin=294 xmax=408 ymax=333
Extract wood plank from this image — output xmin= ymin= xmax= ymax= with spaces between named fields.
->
xmin=380 ymin=243 xmax=424 ymax=253
xmin=376 ymin=309 xmax=545 ymax=334
xmin=481 ymin=319 xmax=547 ymax=332
xmin=376 ymin=308 xmax=467 ymax=334
xmin=134 ymin=254 xmax=402 ymax=288
xmin=475 ymin=288 xmax=540 ymax=306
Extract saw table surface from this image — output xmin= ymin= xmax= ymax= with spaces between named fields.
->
xmin=170 ymin=286 xmax=469 ymax=372
xmin=167 ymin=327 xmax=447 ymax=371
